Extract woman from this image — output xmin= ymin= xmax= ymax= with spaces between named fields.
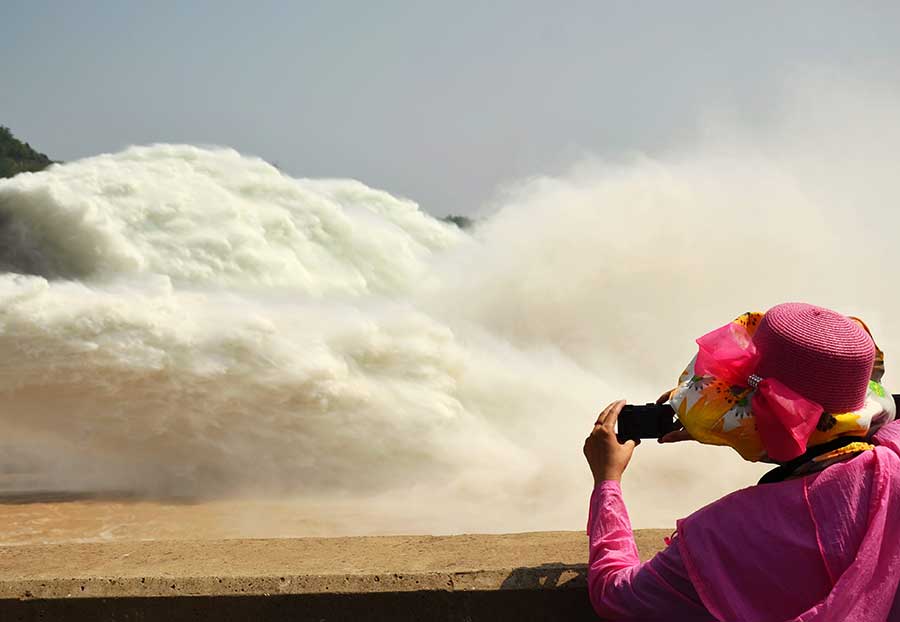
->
xmin=584 ymin=303 xmax=900 ymax=621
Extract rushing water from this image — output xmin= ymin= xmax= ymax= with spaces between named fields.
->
xmin=2 ymin=82 xmax=900 ymax=542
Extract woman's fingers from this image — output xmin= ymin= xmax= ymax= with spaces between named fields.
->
xmin=595 ymin=401 xmax=612 ymax=426
xmin=595 ymin=400 xmax=618 ymax=425
xmin=602 ymin=400 xmax=627 ymax=429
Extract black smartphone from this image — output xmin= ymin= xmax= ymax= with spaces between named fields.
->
xmin=616 ymin=403 xmax=680 ymax=442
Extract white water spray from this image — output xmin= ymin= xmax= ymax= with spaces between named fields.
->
xmin=2 ymin=79 xmax=900 ymax=533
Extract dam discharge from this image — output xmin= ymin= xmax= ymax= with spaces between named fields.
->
xmin=2 ymin=83 xmax=900 ymax=534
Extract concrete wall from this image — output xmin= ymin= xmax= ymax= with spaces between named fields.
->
xmin=0 ymin=530 xmax=670 ymax=621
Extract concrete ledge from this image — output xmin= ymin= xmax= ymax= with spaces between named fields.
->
xmin=0 ymin=530 xmax=670 ymax=621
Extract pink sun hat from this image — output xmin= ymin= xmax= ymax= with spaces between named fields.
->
xmin=753 ymin=302 xmax=876 ymax=414
xmin=669 ymin=302 xmax=893 ymax=462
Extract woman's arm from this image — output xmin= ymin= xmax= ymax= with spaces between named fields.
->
xmin=583 ymin=401 xmax=710 ymax=620
xmin=587 ymin=481 xmax=711 ymax=620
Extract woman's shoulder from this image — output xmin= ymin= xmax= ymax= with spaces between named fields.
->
xmin=678 ymin=475 xmax=807 ymax=535
xmin=874 ymin=419 xmax=900 ymax=453
xmin=675 ymin=474 xmax=832 ymax=621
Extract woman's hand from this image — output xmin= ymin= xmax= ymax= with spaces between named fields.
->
xmin=656 ymin=388 xmax=695 ymax=444
xmin=583 ymin=400 xmax=640 ymax=485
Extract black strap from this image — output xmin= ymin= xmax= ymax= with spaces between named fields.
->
xmin=757 ymin=436 xmax=865 ymax=485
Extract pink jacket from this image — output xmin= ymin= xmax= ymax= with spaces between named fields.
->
xmin=587 ymin=420 xmax=900 ymax=621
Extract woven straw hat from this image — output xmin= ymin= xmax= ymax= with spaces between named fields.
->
xmin=669 ymin=303 xmax=895 ymax=462
xmin=753 ymin=302 xmax=875 ymax=414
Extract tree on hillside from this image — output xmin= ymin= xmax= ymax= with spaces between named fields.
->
xmin=440 ymin=214 xmax=475 ymax=229
xmin=0 ymin=126 xmax=54 ymax=179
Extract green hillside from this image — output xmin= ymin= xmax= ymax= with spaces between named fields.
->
xmin=0 ymin=126 xmax=53 ymax=178
xmin=440 ymin=215 xmax=474 ymax=229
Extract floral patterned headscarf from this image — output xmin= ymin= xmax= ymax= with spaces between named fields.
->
xmin=669 ymin=312 xmax=896 ymax=462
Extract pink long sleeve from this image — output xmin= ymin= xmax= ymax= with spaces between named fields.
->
xmin=587 ymin=481 xmax=712 ymax=621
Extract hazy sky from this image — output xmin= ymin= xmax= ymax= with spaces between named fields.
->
xmin=3 ymin=1 xmax=900 ymax=215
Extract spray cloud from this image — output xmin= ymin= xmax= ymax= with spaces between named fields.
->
xmin=1 ymin=77 xmax=899 ymax=534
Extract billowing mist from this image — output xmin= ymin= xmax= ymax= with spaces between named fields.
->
xmin=1 ymin=78 xmax=898 ymax=534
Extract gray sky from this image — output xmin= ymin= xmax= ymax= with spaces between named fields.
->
xmin=3 ymin=1 xmax=900 ymax=216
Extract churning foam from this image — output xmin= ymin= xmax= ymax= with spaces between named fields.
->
xmin=2 ymin=80 xmax=900 ymax=534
